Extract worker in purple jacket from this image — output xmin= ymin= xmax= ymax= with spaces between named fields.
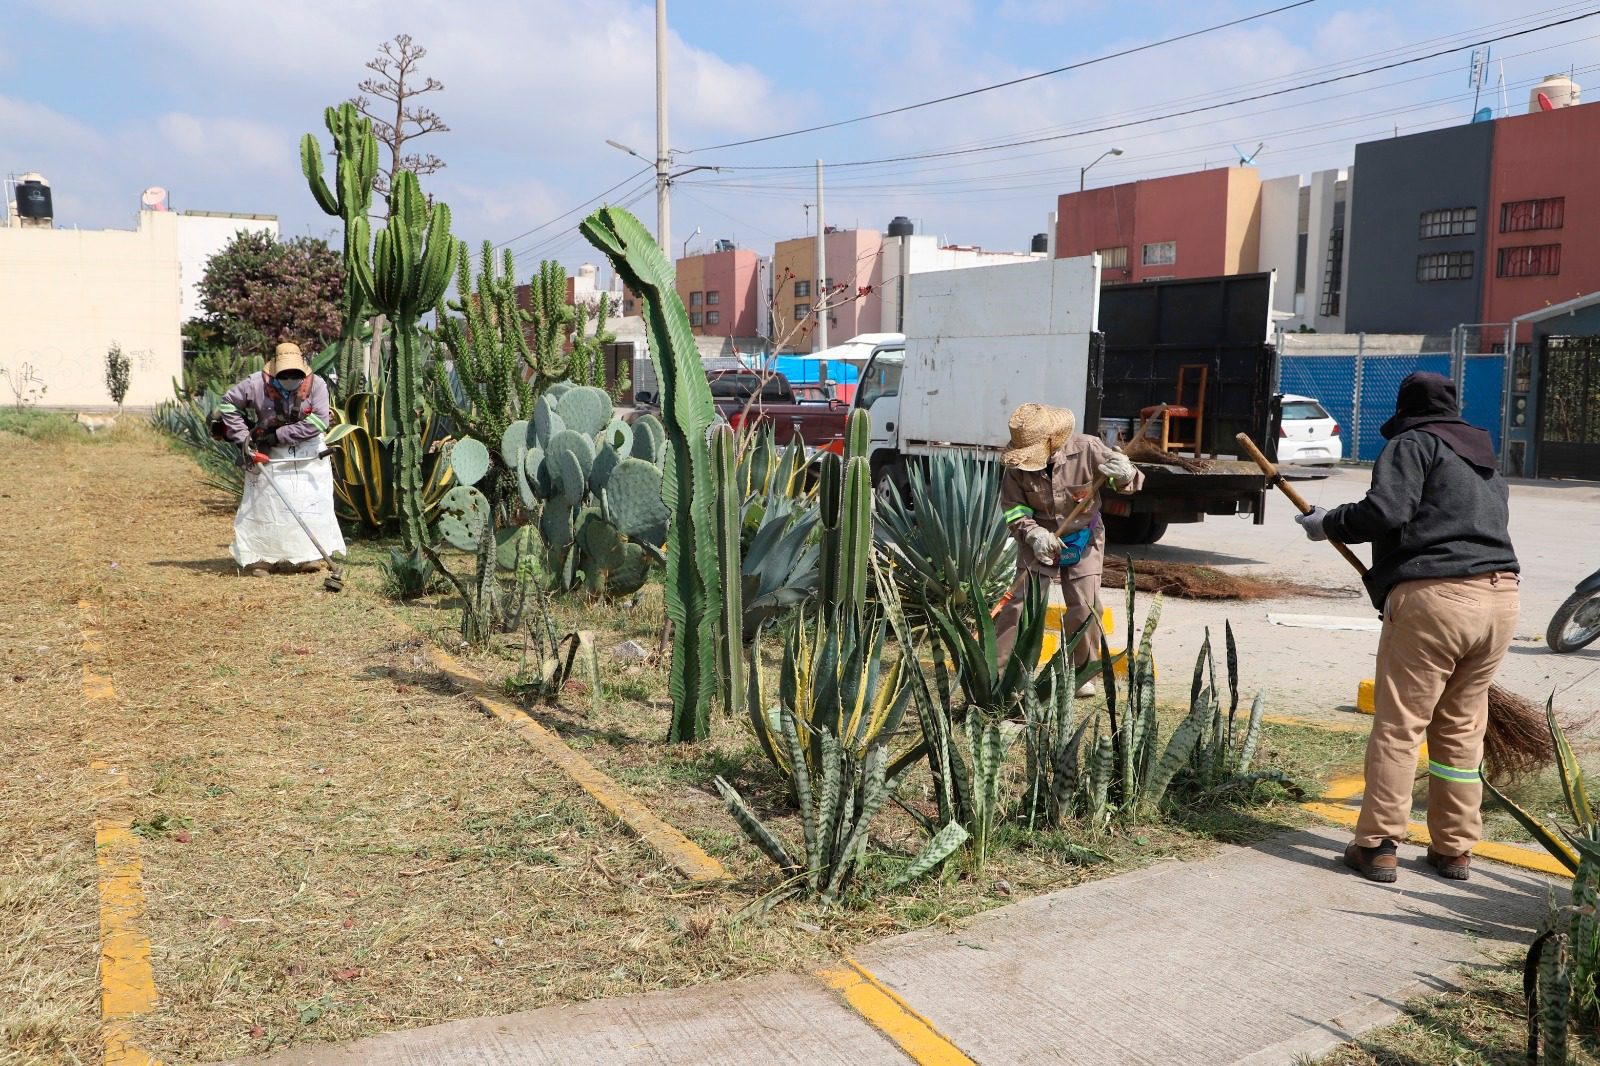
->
xmin=218 ymin=342 xmax=344 ymax=575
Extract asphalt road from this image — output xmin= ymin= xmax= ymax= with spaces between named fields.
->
xmin=1106 ymin=466 xmax=1600 ymax=723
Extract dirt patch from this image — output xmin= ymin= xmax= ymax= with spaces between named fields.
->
xmin=1103 ymin=556 xmax=1359 ymax=601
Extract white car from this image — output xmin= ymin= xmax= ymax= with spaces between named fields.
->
xmin=1276 ymin=394 xmax=1343 ymax=465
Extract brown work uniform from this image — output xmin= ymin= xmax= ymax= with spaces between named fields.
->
xmin=997 ymin=434 xmax=1143 ymax=665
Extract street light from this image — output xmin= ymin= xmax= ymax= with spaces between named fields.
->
xmin=605 ymin=139 xmax=722 ymax=255
xmin=682 ymin=226 xmax=701 ymax=260
xmin=1080 ymin=148 xmax=1124 ymax=192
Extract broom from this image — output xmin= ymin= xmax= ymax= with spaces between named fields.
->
xmin=1236 ymin=432 xmax=1551 ymax=782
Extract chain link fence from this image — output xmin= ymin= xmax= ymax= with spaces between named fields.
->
xmin=1276 ymin=330 xmax=1506 ymax=461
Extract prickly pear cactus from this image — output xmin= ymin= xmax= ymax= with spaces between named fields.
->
xmin=437 ymin=485 xmax=490 ymax=551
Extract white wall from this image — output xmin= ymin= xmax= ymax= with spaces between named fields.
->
xmin=0 ymin=211 xmax=183 ymax=408
xmin=1306 ymin=169 xmax=1346 ymax=334
xmin=1257 ymin=175 xmax=1300 ymax=318
xmin=876 ymin=234 xmax=1046 ymax=334
xmin=174 ymin=211 xmax=278 ymax=322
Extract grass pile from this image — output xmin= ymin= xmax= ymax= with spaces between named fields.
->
xmin=1102 ymin=555 xmax=1361 ymax=601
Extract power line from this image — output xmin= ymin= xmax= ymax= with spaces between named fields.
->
xmin=683 ymin=0 xmax=1320 ymax=153
xmin=492 ymin=164 xmax=653 ymax=250
xmin=700 ymin=7 xmax=1600 ymax=172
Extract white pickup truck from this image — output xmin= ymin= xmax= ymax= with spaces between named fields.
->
xmin=851 ymin=256 xmax=1276 ymax=545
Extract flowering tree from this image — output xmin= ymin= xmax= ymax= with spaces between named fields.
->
xmin=197 ymin=231 xmax=343 ymax=361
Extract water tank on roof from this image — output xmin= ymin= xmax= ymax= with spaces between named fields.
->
xmin=1530 ymin=74 xmax=1581 ymax=112
xmin=578 ymin=263 xmax=598 ymax=281
xmin=1031 ymin=232 xmax=1049 ymax=253
xmin=714 ymin=238 xmax=736 ymax=252
xmin=15 ymin=173 xmax=52 ymax=226
xmin=887 ymin=215 xmax=914 ymax=238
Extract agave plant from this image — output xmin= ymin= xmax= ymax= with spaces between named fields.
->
xmin=715 ymin=707 xmax=968 ymax=905
xmin=327 ymin=386 xmax=455 ymax=532
xmin=875 ymin=450 xmax=1015 ymax=630
xmin=1488 ymin=696 xmax=1600 ymax=1041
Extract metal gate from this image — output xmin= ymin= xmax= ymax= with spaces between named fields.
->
xmin=1538 ymin=334 xmax=1600 ymax=479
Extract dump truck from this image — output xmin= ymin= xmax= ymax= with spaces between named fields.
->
xmin=853 ymin=256 xmax=1279 ymax=545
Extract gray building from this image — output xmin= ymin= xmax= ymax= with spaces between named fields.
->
xmin=1345 ymin=123 xmax=1493 ymax=334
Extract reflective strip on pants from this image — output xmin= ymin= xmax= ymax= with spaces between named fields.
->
xmin=1427 ymin=759 xmax=1481 ymax=785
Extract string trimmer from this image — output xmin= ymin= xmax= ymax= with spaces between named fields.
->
xmin=248 ymin=447 xmax=346 ymax=593
xmin=1235 ymin=432 xmax=1550 ymax=781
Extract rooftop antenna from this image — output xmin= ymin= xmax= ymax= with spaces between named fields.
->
xmin=1232 ymin=142 xmax=1265 ymax=166
xmin=802 ymin=202 xmax=813 ymax=230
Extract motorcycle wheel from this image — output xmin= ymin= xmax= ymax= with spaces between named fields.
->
xmin=1547 ymin=588 xmax=1600 ymax=653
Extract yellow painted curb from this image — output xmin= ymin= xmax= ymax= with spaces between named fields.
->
xmin=1305 ymin=747 xmax=1571 ymax=879
xmin=815 ymin=957 xmax=975 ymax=1065
xmin=79 ymin=601 xmax=164 ymax=1066
xmin=1039 ymin=605 xmax=1148 ymax=680
xmin=422 ymin=645 xmax=730 ymax=884
xmin=1356 ymin=678 xmax=1376 ymax=715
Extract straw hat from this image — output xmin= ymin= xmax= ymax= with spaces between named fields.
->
xmin=1001 ymin=403 xmax=1075 ymax=470
xmin=266 ymin=342 xmax=310 ymax=376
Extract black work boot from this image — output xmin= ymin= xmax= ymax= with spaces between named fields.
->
xmin=1344 ymin=840 xmax=1399 ymax=883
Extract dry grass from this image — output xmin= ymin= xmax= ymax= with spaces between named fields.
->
xmin=4 ymin=424 xmax=1344 ymax=1063
xmin=1311 ymin=954 xmax=1600 ymax=1065
xmin=1103 ymin=555 xmax=1363 ymax=601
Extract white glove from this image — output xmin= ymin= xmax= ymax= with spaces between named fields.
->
xmin=1099 ymin=452 xmax=1136 ymax=486
xmin=1025 ymin=526 xmax=1062 ymax=564
xmin=1295 ymin=506 xmax=1329 ymax=542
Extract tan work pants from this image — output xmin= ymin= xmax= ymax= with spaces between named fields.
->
xmin=1355 ymin=572 xmax=1520 ymax=856
xmin=994 ymin=567 xmax=1102 ymax=668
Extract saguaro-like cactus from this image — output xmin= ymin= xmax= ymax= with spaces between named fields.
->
xmin=581 ymin=206 xmax=720 ymax=742
xmin=301 ymin=102 xmax=378 ymax=399
xmin=355 ymin=170 xmax=460 ymax=554
xmin=710 ymin=426 xmax=744 ymax=715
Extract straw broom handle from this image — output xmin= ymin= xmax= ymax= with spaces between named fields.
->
xmin=1235 ymin=432 xmax=1369 ymax=576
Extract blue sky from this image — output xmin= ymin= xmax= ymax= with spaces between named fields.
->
xmin=5 ymin=1 xmax=1597 ymax=281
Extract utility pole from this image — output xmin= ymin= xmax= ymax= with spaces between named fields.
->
xmin=655 ymin=0 xmax=670 ymax=256
xmin=814 ymin=159 xmax=827 ymax=352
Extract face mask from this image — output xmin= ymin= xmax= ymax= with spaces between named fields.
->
xmin=272 ymin=375 xmax=303 ymax=397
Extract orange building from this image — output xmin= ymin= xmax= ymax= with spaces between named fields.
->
xmin=1053 ymin=168 xmax=1262 ymax=284
xmin=674 ymin=245 xmax=759 ymax=338
xmin=771 ymin=228 xmax=883 ymax=351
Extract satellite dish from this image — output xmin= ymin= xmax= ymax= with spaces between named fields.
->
xmin=1232 ymin=142 xmax=1265 ymax=166
xmin=141 ymin=186 xmax=169 ymax=211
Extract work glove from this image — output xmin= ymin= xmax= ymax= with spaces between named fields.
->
xmin=1295 ymin=505 xmax=1329 ymax=542
xmin=239 ymin=443 xmax=268 ymax=468
xmin=1098 ymin=452 xmax=1136 ymax=486
xmin=1024 ymin=526 xmax=1062 ymax=564
xmin=250 ymin=423 xmax=278 ymax=447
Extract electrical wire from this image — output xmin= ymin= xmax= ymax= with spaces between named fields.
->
xmin=492 ymin=164 xmax=653 ymax=250
xmin=682 ymin=0 xmax=1320 ymax=152
xmin=696 ymin=7 xmax=1600 ymax=172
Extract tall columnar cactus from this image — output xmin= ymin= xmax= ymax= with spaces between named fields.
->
xmin=354 ymin=171 xmax=460 ymax=554
xmin=431 ymin=240 xmax=538 ymax=460
xmin=581 ymin=206 xmax=720 ymax=742
xmin=525 ymin=260 xmax=577 ymax=390
xmin=817 ymin=409 xmax=874 ymax=617
xmin=711 ymin=426 xmax=744 ymax=715
xmin=301 ymin=102 xmax=378 ymax=399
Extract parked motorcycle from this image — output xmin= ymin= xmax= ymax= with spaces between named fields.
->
xmin=1548 ymin=567 xmax=1600 ymax=653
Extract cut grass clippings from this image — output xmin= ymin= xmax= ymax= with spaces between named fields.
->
xmin=11 ymin=424 xmax=1358 ymax=1063
xmin=1103 ymin=555 xmax=1363 ymax=601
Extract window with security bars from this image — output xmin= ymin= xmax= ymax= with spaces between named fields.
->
xmin=1097 ymin=246 xmax=1128 ymax=269
xmin=1419 ymin=207 xmax=1476 ymax=239
xmin=794 ymin=280 xmax=811 ymax=297
xmin=706 ymin=310 xmax=720 ymax=325
xmin=1497 ymin=244 xmax=1561 ymax=277
xmin=1417 ymin=251 xmax=1473 ymax=282
xmin=1501 ymin=197 xmax=1564 ymax=232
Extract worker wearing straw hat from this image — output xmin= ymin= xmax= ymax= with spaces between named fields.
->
xmin=217 ymin=342 xmax=344 ymax=577
xmin=1295 ymin=371 xmax=1518 ymax=884
xmin=997 ymin=403 xmax=1142 ymax=692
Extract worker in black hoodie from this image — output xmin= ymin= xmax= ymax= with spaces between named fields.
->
xmin=1296 ymin=372 xmax=1519 ymax=884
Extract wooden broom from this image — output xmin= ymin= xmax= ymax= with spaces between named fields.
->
xmin=1236 ymin=432 xmax=1551 ymax=782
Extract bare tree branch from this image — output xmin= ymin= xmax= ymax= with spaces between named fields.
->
xmin=349 ymin=33 xmax=449 ymax=196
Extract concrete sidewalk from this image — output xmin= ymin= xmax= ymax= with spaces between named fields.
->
xmin=226 ymin=827 xmax=1553 ymax=1066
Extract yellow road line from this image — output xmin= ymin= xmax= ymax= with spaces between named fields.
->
xmin=815 ymin=957 xmax=974 ymax=1065
xmin=79 ymin=600 xmax=163 ymax=1066
xmin=423 ymin=645 xmax=729 ymax=884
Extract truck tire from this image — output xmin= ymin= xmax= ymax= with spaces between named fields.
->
xmin=1104 ymin=513 xmax=1168 ymax=546
xmin=872 ymin=457 xmax=909 ymax=507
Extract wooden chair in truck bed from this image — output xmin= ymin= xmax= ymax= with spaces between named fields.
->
xmin=1139 ymin=364 xmax=1209 ymax=457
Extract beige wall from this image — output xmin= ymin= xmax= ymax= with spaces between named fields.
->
xmin=1224 ymin=168 xmax=1263 ymax=275
xmin=0 ymin=211 xmax=183 ymax=408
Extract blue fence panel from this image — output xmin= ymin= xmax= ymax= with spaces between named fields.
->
xmin=765 ymin=355 xmax=859 ymax=386
xmin=1462 ymin=355 xmax=1505 ymax=453
xmin=1279 ymin=355 xmax=1356 ymax=452
xmin=1353 ymin=354 xmax=1450 ymax=461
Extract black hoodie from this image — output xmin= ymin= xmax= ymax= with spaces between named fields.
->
xmin=1323 ymin=372 xmax=1518 ymax=610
